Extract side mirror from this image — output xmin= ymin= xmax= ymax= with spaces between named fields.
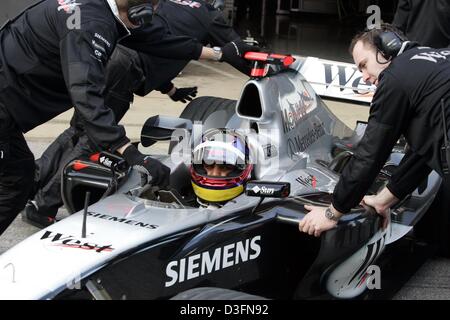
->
xmin=245 ymin=181 xmax=290 ymax=198
xmin=141 ymin=116 xmax=192 ymax=147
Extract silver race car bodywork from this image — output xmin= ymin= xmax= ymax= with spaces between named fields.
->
xmin=0 ymin=56 xmax=441 ymax=300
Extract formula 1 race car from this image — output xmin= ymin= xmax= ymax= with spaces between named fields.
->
xmin=0 ymin=53 xmax=442 ymax=300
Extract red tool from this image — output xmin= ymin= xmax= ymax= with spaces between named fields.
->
xmin=244 ymin=52 xmax=296 ymax=78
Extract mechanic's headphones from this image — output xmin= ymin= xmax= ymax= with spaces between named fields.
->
xmin=128 ymin=3 xmax=154 ymax=26
xmin=373 ymin=31 xmax=406 ymax=62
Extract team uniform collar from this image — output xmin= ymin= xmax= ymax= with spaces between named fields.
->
xmin=105 ymin=0 xmax=131 ymax=36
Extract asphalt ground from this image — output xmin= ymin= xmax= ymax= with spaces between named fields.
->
xmin=1 ymin=61 xmax=449 ymax=300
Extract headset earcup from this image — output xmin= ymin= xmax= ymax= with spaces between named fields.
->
xmin=373 ymin=34 xmax=388 ymax=60
xmin=377 ymin=32 xmax=404 ymax=60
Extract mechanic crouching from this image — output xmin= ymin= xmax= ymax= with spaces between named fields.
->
xmin=299 ymin=24 xmax=450 ymax=237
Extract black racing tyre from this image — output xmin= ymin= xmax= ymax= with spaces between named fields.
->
xmin=169 ymin=96 xmax=237 ymax=153
xmin=170 ymin=287 xmax=268 ymax=300
xmin=179 ymin=96 xmax=237 ymax=123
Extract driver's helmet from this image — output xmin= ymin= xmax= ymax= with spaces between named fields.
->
xmin=190 ymin=128 xmax=253 ymax=203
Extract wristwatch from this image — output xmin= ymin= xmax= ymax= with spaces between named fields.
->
xmin=325 ymin=207 xmax=340 ymax=222
xmin=212 ymin=46 xmax=223 ymax=61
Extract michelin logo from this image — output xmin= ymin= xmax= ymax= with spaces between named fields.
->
xmin=165 ymin=235 xmax=261 ymax=287
xmin=252 ymin=186 xmax=275 ymax=195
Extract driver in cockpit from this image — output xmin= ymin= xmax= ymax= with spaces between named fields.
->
xmin=190 ymin=128 xmax=253 ymax=208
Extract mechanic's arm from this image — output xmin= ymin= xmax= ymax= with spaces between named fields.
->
xmin=122 ymin=18 xmax=204 ymax=60
xmin=332 ymin=74 xmax=411 ymax=213
xmin=60 ymin=25 xmax=170 ymax=187
xmin=386 ymin=149 xmax=432 ymax=199
xmin=125 ymin=30 xmax=249 ymax=67
xmin=363 ymin=148 xmax=432 ymax=211
xmin=59 ymin=23 xmax=129 ymax=152
xmin=123 ymin=17 xmax=258 ymax=75
xmin=300 ymin=73 xmax=411 ymax=236
xmin=207 ymin=8 xmax=259 ymax=74
xmin=201 ymin=41 xmax=260 ymax=75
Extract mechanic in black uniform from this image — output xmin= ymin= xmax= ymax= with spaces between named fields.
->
xmin=393 ymin=0 xmax=450 ymax=48
xmin=299 ymin=24 xmax=450 ymax=237
xmin=0 ymin=0 xmax=258 ymax=236
xmin=23 ymin=0 xmax=254 ymax=228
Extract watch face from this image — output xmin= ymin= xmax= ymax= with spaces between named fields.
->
xmin=325 ymin=208 xmax=336 ymax=221
xmin=212 ymin=47 xmax=222 ymax=61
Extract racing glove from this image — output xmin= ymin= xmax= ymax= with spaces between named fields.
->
xmin=122 ymin=145 xmax=170 ymax=188
xmin=170 ymin=86 xmax=198 ymax=103
xmin=219 ymin=40 xmax=261 ymax=75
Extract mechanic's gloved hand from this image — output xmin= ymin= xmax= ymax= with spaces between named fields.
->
xmin=170 ymin=86 xmax=198 ymax=103
xmin=220 ymin=40 xmax=260 ymax=75
xmin=122 ymin=145 xmax=170 ymax=188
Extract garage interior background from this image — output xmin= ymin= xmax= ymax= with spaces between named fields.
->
xmin=1 ymin=0 xmax=398 ymax=62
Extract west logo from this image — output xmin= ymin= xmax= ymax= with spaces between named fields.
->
xmin=40 ymin=231 xmax=114 ymax=253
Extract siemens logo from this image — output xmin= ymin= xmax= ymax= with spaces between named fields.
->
xmin=94 ymin=33 xmax=111 ymax=48
xmin=165 ymin=235 xmax=261 ymax=287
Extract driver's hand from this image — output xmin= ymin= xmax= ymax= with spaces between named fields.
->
xmin=220 ymin=40 xmax=260 ymax=75
xmin=122 ymin=145 xmax=170 ymax=188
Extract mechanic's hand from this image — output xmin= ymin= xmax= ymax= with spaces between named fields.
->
xmin=220 ymin=40 xmax=260 ymax=75
xmin=361 ymin=195 xmax=391 ymax=230
xmin=122 ymin=145 xmax=170 ymax=188
xmin=170 ymin=86 xmax=198 ymax=103
xmin=299 ymin=205 xmax=338 ymax=237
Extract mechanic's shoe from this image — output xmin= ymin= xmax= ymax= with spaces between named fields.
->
xmin=21 ymin=201 xmax=57 ymax=229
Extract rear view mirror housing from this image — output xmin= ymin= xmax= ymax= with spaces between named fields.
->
xmin=141 ymin=116 xmax=193 ymax=147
